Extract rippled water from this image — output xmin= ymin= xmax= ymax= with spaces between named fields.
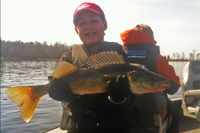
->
xmin=1 ymin=60 xmax=62 ymax=133
xmin=0 ymin=60 xmax=188 ymax=133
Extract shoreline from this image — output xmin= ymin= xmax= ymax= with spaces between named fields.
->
xmin=1 ymin=57 xmax=193 ymax=62
xmin=1 ymin=57 xmax=60 ymax=61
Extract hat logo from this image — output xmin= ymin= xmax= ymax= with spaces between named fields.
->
xmin=78 ymin=4 xmax=89 ymax=10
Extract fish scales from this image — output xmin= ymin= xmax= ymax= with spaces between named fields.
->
xmin=64 ymin=64 xmax=135 ymax=94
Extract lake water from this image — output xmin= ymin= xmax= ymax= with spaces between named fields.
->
xmin=0 ymin=60 xmax=188 ymax=133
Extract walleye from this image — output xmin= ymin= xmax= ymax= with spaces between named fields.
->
xmin=5 ymin=51 xmax=170 ymax=123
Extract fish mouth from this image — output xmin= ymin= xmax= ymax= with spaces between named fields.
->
xmin=153 ymin=79 xmax=171 ymax=92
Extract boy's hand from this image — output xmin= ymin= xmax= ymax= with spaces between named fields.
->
xmin=106 ymin=75 xmax=129 ymax=103
xmin=49 ymin=78 xmax=76 ymax=101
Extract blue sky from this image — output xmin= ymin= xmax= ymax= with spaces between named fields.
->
xmin=1 ymin=0 xmax=200 ymax=58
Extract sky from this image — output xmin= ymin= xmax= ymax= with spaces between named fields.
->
xmin=1 ymin=0 xmax=200 ymax=58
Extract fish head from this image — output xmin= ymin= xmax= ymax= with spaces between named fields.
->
xmin=127 ymin=70 xmax=171 ymax=94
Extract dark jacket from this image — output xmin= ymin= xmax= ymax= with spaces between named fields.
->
xmin=59 ymin=41 xmax=139 ymax=132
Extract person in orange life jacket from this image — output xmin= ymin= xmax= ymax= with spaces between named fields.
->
xmin=121 ymin=24 xmax=180 ymax=133
xmin=48 ymin=2 xmax=140 ymax=133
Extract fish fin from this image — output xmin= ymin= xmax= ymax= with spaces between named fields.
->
xmin=5 ymin=86 xmax=41 ymax=123
xmin=85 ymin=51 xmax=126 ymax=69
xmin=51 ymin=62 xmax=78 ymax=78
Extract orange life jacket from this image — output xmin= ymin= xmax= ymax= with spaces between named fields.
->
xmin=120 ymin=29 xmax=180 ymax=86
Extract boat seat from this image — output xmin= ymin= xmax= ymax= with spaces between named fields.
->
xmin=128 ymin=63 xmax=169 ymax=133
xmin=131 ymin=90 xmax=168 ymax=133
xmin=181 ymin=60 xmax=200 ymax=121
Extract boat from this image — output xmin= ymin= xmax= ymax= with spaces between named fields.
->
xmin=180 ymin=60 xmax=200 ymax=121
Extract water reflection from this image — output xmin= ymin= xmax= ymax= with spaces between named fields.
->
xmin=1 ymin=60 xmax=63 ymax=133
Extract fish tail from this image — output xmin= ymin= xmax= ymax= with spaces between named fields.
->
xmin=5 ymin=86 xmax=42 ymax=123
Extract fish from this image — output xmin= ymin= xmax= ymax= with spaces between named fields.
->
xmin=5 ymin=51 xmax=171 ymax=123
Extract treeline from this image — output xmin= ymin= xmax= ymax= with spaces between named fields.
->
xmin=164 ymin=49 xmax=200 ymax=61
xmin=1 ymin=39 xmax=199 ymax=61
xmin=1 ymin=39 xmax=72 ymax=60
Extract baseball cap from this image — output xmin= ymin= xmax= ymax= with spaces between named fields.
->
xmin=73 ymin=2 xmax=105 ymax=25
xmin=133 ymin=24 xmax=154 ymax=39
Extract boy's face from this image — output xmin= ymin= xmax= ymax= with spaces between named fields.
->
xmin=75 ymin=10 xmax=107 ymax=46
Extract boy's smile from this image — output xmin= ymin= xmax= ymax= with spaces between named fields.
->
xmin=86 ymin=32 xmax=95 ymax=36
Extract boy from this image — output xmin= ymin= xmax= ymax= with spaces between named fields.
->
xmin=49 ymin=2 xmax=139 ymax=133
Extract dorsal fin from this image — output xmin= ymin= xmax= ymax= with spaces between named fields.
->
xmin=84 ymin=51 xmax=126 ymax=68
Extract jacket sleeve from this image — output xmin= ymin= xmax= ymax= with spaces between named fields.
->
xmin=60 ymin=50 xmax=73 ymax=63
xmin=48 ymin=50 xmax=77 ymax=102
xmin=156 ymin=54 xmax=180 ymax=95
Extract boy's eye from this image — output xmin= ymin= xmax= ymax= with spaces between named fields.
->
xmin=80 ymin=22 xmax=85 ymax=26
xmin=77 ymin=21 xmax=85 ymax=26
xmin=91 ymin=19 xmax=98 ymax=23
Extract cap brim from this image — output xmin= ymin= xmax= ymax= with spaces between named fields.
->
xmin=73 ymin=8 xmax=101 ymax=25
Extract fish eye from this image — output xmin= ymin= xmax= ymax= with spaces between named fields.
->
xmin=81 ymin=65 xmax=88 ymax=69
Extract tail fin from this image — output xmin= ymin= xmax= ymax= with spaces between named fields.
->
xmin=5 ymin=86 xmax=42 ymax=123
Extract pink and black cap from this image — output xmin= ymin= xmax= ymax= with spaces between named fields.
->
xmin=73 ymin=2 xmax=105 ymax=25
